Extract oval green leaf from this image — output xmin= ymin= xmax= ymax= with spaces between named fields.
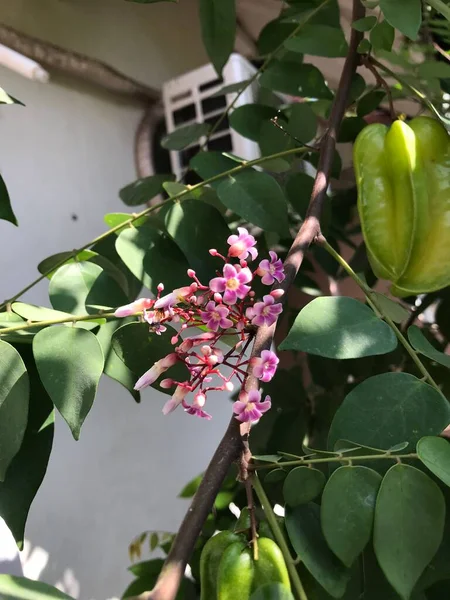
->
xmin=285 ymin=503 xmax=350 ymax=598
xmin=199 ymin=0 xmax=235 ymax=75
xmin=119 ymin=174 xmax=175 ymax=206
xmin=161 ymin=123 xmax=210 ymax=151
xmin=417 ymin=436 xmax=450 ymax=488
xmin=217 ymin=171 xmax=289 ymax=235
xmin=374 ymin=464 xmax=445 ymax=599
xmin=285 ymin=25 xmax=348 ymax=57
xmin=260 ymin=62 xmax=333 ymax=99
xmin=0 ymin=341 xmax=29 ymax=480
xmin=283 ymin=467 xmax=325 ymax=506
xmin=321 ymin=466 xmax=382 ymax=567
xmin=0 ymin=174 xmax=18 ymax=226
xmin=33 ymin=327 xmax=104 ymax=440
xmin=379 ymin=0 xmax=422 ymax=41
xmin=229 ymin=104 xmax=277 ymax=141
xmin=328 ymin=373 xmax=450 ymax=452
xmin=408 ymin=326 xmax=450 ymax=369
xmin=0 ymin=575 xmax=74 ymax=600
xmin=279 ymin=296 xmax=397 ymax=359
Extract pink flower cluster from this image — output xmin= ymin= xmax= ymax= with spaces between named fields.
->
xmin=114 ymin=228 xmax=285 ymax=422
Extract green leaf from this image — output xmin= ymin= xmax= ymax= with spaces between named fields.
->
xmin=128 ymin=558 xmax=165 ymax=578
xmin=49 ymin=262 xmax=128 ymax=315
xmin=0 ymin=575 xmax=74 ymax=600
xmin=337 ymin=116 xmax=366 ymax=143
xmin=370 ymin=20 xmax=395 ymax=52
xmin=11 ymin=302 xmax=73 ymax=323
xmin=261 ymin=157 xmax=291 ymax=173
xmin=162 ymin=199 xmax=230 ymax=281
xmin=0 ymin=173 xmax=18 ymax=226
xmin=416 ymin=61 xmax=450 ymax=80
xmin=250 ymin=583 xmax=295 ymax=600
xmin=285 ymin=103 xmax=318 ymax=143
xmin=374 ymin=464 xmax=445 ymax=599
xmin=265 ymin=469 xmax=287 ymax=484
xmin=352 ymin=16 xmax=377 ymax=31
xmin=210 ymin=80 xmax=251 ymax=97
xmin=119 ymin=174 xmax=175 ymax=206
xmin=112 ymin=322 xmax=187 ymax=392
xmin=357 ymin=90 xmax=386 ymax=117
xmin=328 ymin=372 xmax=450 ymax=452
xmin=38 ymin=250 xmax=95 ymax=279
xmin=190 ymin=151 xmax=237 ymax=188
xmin=162 ymin=181 xmax=195 ymax=199
xmin=285 ymin=503 xmax=350 ymax=598
xmin=259 ymin=118 xmax=294 ymax=157
xmin=285 ymin=171 xmax=316 ymax=216
xmin=257 ymin=21 xmax=298 ymax=55
xmin=0 ymin=341 xmax=29 ymax=481
xmin=104 ymin=213 xmax=147 ymax=232
xmin=179 ymin=473 xmax=203 ymax=498
xmin=229 ymin=104 xmax=277 ymax=141
xmin=33 ymin=327 xmax=104 ymax=439
xmin=116 ymin=225 xmax=188 ymax=294
xmin=0 ymin=347 xmax=54 ymax=548
xmin=279 ymin=296 xmax=397 ymax=359
xmin=284 ymin=25 xmax=348 ymax=57
xmin=357 ymin=39 xmax=372 ymax=54
xmin=96 ymin=320 xmax=140 ymax=402
xmin=199 ymin=0 xmax=236 ymax=75
xmin=260 ymin=62 xmax=333 ymax=99
xmin=379 ymin=0 xmax=422 ymax=40
xmin=161 ymin=122 xmax=210 ymax=151
xmin=321 ymin=466 xmax=382 ymax=567
xmin=283 ymin=467 xmax=325 ymax=506
xmin=371 ymin=293 xmax=409 ymax=323
xmin=217 ymin=171 xmax=289 ymax=235
xmin=417 ymin=436 xmax=450 ymax=488
xmin=408 ymin=326 xmax=450 ymax=368
xmin=349 ymin=74 xmax=366 ymax=103
xmin=0 ymin=88 xmax=24 ymax=106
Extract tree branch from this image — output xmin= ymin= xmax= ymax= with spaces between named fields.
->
xmin=133 ymin=3 xmax=365 ymax=599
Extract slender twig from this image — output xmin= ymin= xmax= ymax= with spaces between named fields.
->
xmin=251 ymin=452 xmax=419 ymax=471
xmin=433 ymin=41 xmax=450 ymax=62
xmin=361 ymin=56 xmax=396 ymax=120
xmin=252 ymin=474 xmax=308 ymax=600
xmin=427 ymin=0 xmax=450 ymax=22
xmin=320 ymin=239 xmax=443 ymax=395
xmin=0 ymin=146 xmax=308 ymax=312
xmin=244 ymin=478 xmax=259 ymax=560
xmin=0 ymin=311 xmax=118 ymax=334
xmin=402 ymin=292 xmax=440 ymax=332
xmin=130 ymin=4 xmax=365 ymax=600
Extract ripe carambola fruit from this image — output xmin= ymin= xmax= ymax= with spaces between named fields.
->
xmin=217 ymin=540 xmax=254 ymax=600
xmin=354 ymin=116 xmax=450 ymax=296
xmin=200 ymin=531 xmax=243 ymax=600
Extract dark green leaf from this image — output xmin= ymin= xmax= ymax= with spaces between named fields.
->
xmin=33 ymin=327 xmax=104 ymax=439
xmin=349 ymin=74 xmax=366 ymax=103
xmin=259 ymin=118 xmax=294 ymax=157
xmin=257 ymin=21 xmax=298 ymax=55
xmin=284 ymin=171 xmax=316 ymax=217
xmin=229 ymin=104 xmax=277 ymax=141
xmin=0 ymin=347 xmax=54 ymax=548
xmin=261 ymin=157 xmax=291 ymax=173
xmin=119 ymin=174 xmax=175 ymax=206
xmin=284 ymin=25 xmax=348 ymax=57
xmin=370 ymin=20 xmax=395 ymax=52
xmin=0 ymin=174 xmax=18 ymax=226
xmin=285 ymin=103 xmax=318 ymax=143
xmin=179 ymin=473 xmax=203 ymax=498
xmin=210 ymin=80 xmax=251 ymax=97
xmin=286 ymin=503 xmax=350 ymax=597
xmin=11 ymin=302 xmax=72 ymax=323
xmin=416 ymin=61 xmax=450 ymax=80
xmin=328 ymin=372 xmax=450 ymax=452
xmin=161 ymin=122 xmax=210 ymax=151
xmin=357 ymin=90 xmax=386 ymax=117
xmin=190 ymin=151 xmax=237 ymax=189
xmin=0 ymin=88 xmax=24 ymax=106
xmin=217 ymin=171 xmax=289 ymax=235
xmin=337 ymin=117 xmax=366 ymax=143
xmin=96 ymin=320 xmax=140 ymax=402
xmin=417 ymin=436 xmax=450 ymax=488
xmin=250 ymin=583 xmax=295 ymax=600
xmin=0 ymin=575 xmax=74 ymax=599
xmin=371 ymin=292 xmax=409 ymax=323
xmin=104 ymin=213 xmax=147 ymax=232
xmin=37 ymin=250 xmax=95 ymax=279
xmin=321 ymin=466 xmax=382 ymax=567
xmin=281 ymin=0 xmax=341 ymax=29
xmin=357 ymin=39 xmax=372 ymax=54
xmin=279 ymin=296 xmax=397 ymax=358
xmin=112 ymin=322 xmax=187 ymax=392
xmin=162 ymin=181 xmax=196 ymax=199
xmin=116 ymin=224 xmax=188 ymax=294
xmin=265 ymin=469 xmax=287 ymax=484
xmin=128 ymin=558 xmax=165 ymax=578
xmin=199 ymin=0 xmax=235 ymax=75
xmin=374 ymin=464 xmax=445 ymax=598
xmin=308 ymin=149 xmax=341 ymax=179
xmin=283 ymin=467 xmax=325 ymax=506
xmin=352 ymin=16 xmax=377 ymax=31
xmin=260 ymin=62 xmax=333 ymax=99
xmin=379 ymin=0 xmax=422 ymax=40
xmin=0 ymin=341 xmax=29 ymax=480
xmin=162 ymin=199 xmax=230 ymax=281
xmin=408 ymin=326 xmax=450 ymax=368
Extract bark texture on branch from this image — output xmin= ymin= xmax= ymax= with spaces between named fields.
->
xmin=133 ymin=2 xmax=365 ymax=599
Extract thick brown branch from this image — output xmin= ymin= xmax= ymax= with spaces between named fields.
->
xmin=134 ymin=3 xmax=365 ymax=599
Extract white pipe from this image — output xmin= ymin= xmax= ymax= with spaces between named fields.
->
xmin=0 ymin=44 xmax=49 ymax=82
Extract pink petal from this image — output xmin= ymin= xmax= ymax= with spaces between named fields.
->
xmin=223 ymin=289 xmax=238 ymax=305
xmin=209 ymin=277 xmax=226 ymax=292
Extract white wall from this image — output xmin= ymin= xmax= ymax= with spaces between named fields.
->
xmin=0 ymin=2 xmax=235 ymax=599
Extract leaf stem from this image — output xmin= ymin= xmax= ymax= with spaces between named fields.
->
xmin=0 ymin=311 xmax=119 ymax=335
xmin=251 ymin=452 xmax=419 ymax=471
xmin=0 ymin=146 xmax=308 ymax=312
xmin=252 ymin=474 xmax=308 ymax=600
xmin=321 ymin=239 xmax=443 ymax=395
xmin=426 ymin=0 xmax=450 ymax=22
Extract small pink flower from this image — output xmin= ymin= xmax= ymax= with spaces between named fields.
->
xmin=209 ymin=264 xmax=252 ymax=305
xmin=162 ymin=384 xmax=189 ymax=415
xmin=200 ymin=301 xmax=233 ymax=332
xmin=185 ymin=392 xmax=212 ymax=420
xmin=154 ymin=284 xmax=198 ymax=309
xmin=233 ymin=390 xmax=271 ymax=422
xmin=246 ymin=295 xmax=283 ymax=327
xmin=227 ymin=227 xmax=258 ymax=261
xmin=257 ymin=251 xmax=285 ymax=286
xmin=177 ymin=332 xmax=216 ymax=353
xmin=251 ymin=350 xmax=279 ymax=383
xmin=114 ymin=297 xmax=153 ymax=317
xmin=134 ymin=353 xmax=178 ymax=391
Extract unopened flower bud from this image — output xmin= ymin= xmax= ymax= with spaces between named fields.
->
xmin=157 ymin=283 xmax=164 ymax=292
xmin=240 ymin=259 xmax=248 ymax=268
xmin=187 ymin=269 xmax=196 ymax=278
xmin=214 ymin=293 xmax=222 ymax=303
xmin=193 ymin=392 xmax=206 ymax=408
xmin=160 ymin=378 xmax=174 ymax=389
xmin=270 ymin=288 xmax=284 ymax=299
xmin=171 ymin=335 xmax=178 ymax=345
xmin=209 ymin=248 xmax=218 ymax=256
xmin=201 ymin=345 xmax=212 ymax=356
xmin=189 ymin=295 xmax=197 ymax=304
xmin=207 ymin=355 xmax=219 ymax=366
xmin=225 ymin=381 xmax=234 ymax=392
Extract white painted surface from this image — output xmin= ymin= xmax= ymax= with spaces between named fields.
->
xmin=0 ymin=2 xmax=235 ymax=599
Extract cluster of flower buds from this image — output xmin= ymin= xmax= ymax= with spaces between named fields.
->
xmin=114 ymin=228 xmax=285 ymax=422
